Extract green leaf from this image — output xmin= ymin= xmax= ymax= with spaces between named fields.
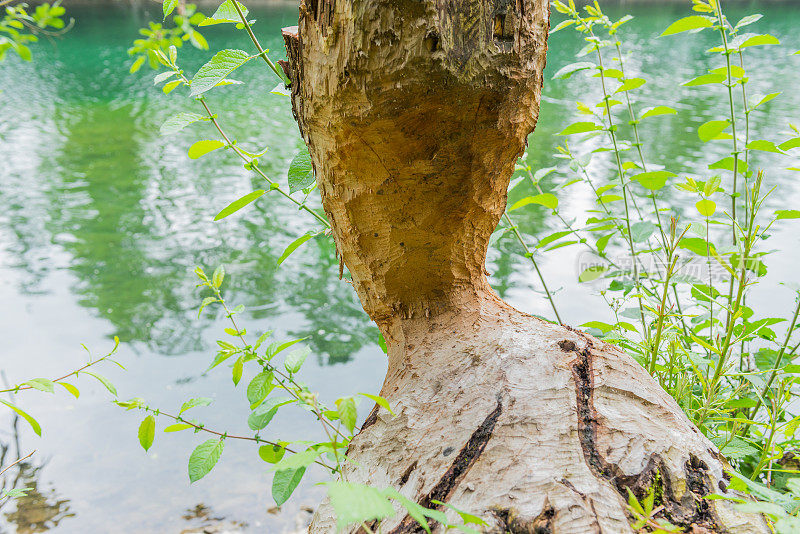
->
xmin=162 ymin=80 xmax=182 ymax=94
xmin=640 ymin=106 xmax=677 ymax=120
xmin=259 ymin=443 xmax=286 ymax=464
xmin=432 ymin=500 xmax=489 ymax=527
xmin=558 ymin=121 xmax=602 ymax=135
xmin=739 ymin=34 xmax=780 ymax=49
xmin=337 ymin=397 xmax=357 ymax=433
xmin=272 ymin=449 xmax=320 ymax=471
xmin=272 ymin=467 xmax=306 ymax=506
xmin=776 ymin=210 xmax=800 ymax=220
xmin=0 ymin=399 xmax=41 ymax=436
xmin=163 ymin=0 xmax=178 ymax=19
xmin=661 ymin=15 xmax=713 ymax=36
xmin=179 ymin=397 xmax=213 ymax=415
xmin=735 ymin=14 xmax=762 ymax=30
xmin=633 ymin=170 xmax=676 ymax=190
xmin=552 ymin=61 xmax=595 ymax=80
xmin=679 ymin=237 xmax=716 ymax=256
xmin=683 ymin=73 xmax=726 ymax=86
xmin=536 ymin=230 xmax=572 ymax=249
xmin=747 ymin=140 xmax=785 ymax=154
xmin=615 ymin=77 xmax=646 ymax=93
xmin=23 ymin=378 xmax=55 ymax=393
xmin=214 ymin=190 xmax=266 ymax=221
xmin=246 ymin=371 xmax=273 ymax=407
xmin=579 ymin=265 xmax=606 ymax=282
xmin=284 ymin=346 xmax=311 ymax=374
xmin=129 ymin=56 xmax=146 ymax=74
xmin=696 ymin=199 xmax=716 ymax=217
xmin=698 ymin=120 xmax=730 ymax=142
xmin=190 ymin=49 xmax=252 ymax=97
xmin=277 ymin=232 xmax=315 ymax=265
xmin=709 ymin=157 xmax=748 ymax=174
xmin=188 ymin=438 xmax=224 ymax=483
xmin=778 ymin=138 xmax=800 ymax=151
xmin=383 ymin=488 xmax=433 ymax=533
xmin=83 ymin=372 xmax=117 ymax=396
xmin=581 ymin=321 xmax=613 ymax=333
xmin=160 ymin=112 xmax=204 ymax=136
xmin=359 ymin=393 xmax=394 ymax=415
xmin=232 ymin=355 xmax=244 ymax=386
xmin=750 ymin=92 xmax=780 ymax=110
xmin=188 ymin=140 xmax=225 ymax=159
xmin=326 ymin=482 xmax=395 ymax=530
xmin=60 ymin=382 xmax=80 ymax=398
xmin=212 ymin=265 xmax=225 ymax=288
xmin=631 ymin=221 xmax=657 ymax=243
xmin=509 ymin=193 xmax=558 ymax=211
xmin=138 ymin=415 xmax=155 ymax=452
xmin=717 ymin=437 xmax=759 ymax=459
xmin=247 ymin=397 xmax=292 ymax=430
xmin=198 ymin=0 xmax=248 ymax=26
xmin=288 ymin=148 xmax=315 ymax=193
xmin=164 ymin=423 xmax=193 ymax=432
xmin=154 ymin=71 xmax=176 ymax=85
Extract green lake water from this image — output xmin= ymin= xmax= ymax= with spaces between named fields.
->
xmin=1 ymin=3 xmax=799 ymax=532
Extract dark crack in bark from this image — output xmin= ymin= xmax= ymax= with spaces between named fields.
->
xmin=566 ymin=332 xmax=723 ymax=532
xmin=388 ymin=398 xmax=503 ymax=534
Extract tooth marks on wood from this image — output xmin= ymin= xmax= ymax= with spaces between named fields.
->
xmin=388 ymin=399 xmax=503 ymax=533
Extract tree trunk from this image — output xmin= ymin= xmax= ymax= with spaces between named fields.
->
xmin=280 ymin=1 xmax=768 ymax=532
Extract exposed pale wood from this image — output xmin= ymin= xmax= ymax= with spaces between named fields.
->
xmin=281 ymin=1 xmax=768 ymax=532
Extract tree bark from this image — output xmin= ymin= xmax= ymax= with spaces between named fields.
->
xmin=281 ymin=1 xmax=768 ymax=532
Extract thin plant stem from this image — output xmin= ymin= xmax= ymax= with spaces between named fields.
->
xmin=503 ymin=212 xmax=562 ymax=324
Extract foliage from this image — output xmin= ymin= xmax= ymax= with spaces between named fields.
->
xmin=0 ymin=0 xmax=69 ymax=62
xmin=4 ymin=0 xmax=800 ymax=530
xmin=127 ymin=1 xmax=208 ymax=74
xmin=521 ymin=0 xmax=800 ymax=527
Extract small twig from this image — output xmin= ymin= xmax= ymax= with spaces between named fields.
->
xmin=0 ymin=450 xmax=34 ymax=478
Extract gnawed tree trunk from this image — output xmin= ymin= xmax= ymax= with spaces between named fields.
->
xmin=280 ymin=1 xmax=768 ymax=532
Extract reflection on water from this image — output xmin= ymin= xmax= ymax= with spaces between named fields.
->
xmin=3 ymin=464 xmax=74 ymax=534
xmin=0 ymin=1 xmax=799 ymax=532
xmin=179 ymin=503 xmax=247 ymax=534
xmin=1 ymin=416 xmax=73 ymax=533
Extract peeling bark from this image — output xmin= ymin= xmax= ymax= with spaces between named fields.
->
xmin=280 ymin=1 xmax=769 ymax=532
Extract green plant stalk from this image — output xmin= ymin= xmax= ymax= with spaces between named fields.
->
xmin=0 ymin=340 xmax=119 ymax=395
xmin=714 ymin=0 xmax=740 ymax=246
xmin=705 ymin=214 xmax=715 ymax=359
xmin=649 ymin=255 xmax=678 ymax=374
xmin=165 ymin=62 xmax=330 ymax=228
xmin=709 ymin=225 xmax=753 ymax=388
xmin=502 ymin=211 xmax=562 ymax=324
xmin=205 ymin=279 xmax=350 ymax=442
xmin=613 ymin=40 xmax=668 ymax=249
xmin=231 ymin=0 xmax=288 ymax=85
xmin=196 ymin=97 xmax=331 ymax=228
xmin=593 ymin=46 xmax=648 ymax=336
xmin=567 ymin=149 xmax=664 ymax=299
xmin=738 ymin=51 xmax=752 ymax=227
xmin=567 ymin=12 xmax=648 ymax=332
xmin=525 ymin=169 xmax=618 ymax=268
xmin=750 ymin=399 xmax=779 ymax=481
xmin=746 ymin=296 xmax=800 ymax=421
xmin=136 ymin=405 xmax=334 ymax=470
